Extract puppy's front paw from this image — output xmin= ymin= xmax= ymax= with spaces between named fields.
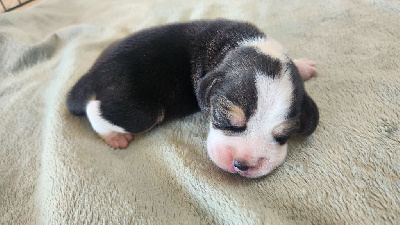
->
xmin=293 ymin=58 xmax=317 ymax=81
xmin=100 ymin=132 xmax=133 ymax=149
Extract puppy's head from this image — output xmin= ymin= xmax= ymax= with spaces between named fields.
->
xmin=197 ymin=38 xmax=319 ymax=178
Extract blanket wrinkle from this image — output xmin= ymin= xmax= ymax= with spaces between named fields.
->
xmin=1 ymin=0 xmax=399 ymax=224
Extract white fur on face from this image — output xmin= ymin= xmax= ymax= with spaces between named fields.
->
xmin=207 ymin=67 xmax=294 ymax=178
xmin=86 ymin=100 xmax=127 ymax=135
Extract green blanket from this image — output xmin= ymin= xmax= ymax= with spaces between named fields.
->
xmin=1 ymin=0 xmax=399 ymax=223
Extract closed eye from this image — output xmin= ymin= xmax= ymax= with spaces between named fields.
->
xmin=212 ymin=122 xmax=246 ymax=134
xmin=274 ymin=135 xmax=290 ymax=145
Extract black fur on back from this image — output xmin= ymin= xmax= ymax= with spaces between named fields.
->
xmin=66 ymin=20 xmax=265 ymax=132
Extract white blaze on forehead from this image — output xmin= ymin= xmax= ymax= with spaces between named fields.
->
xmin=247 ymin=70 xmax=293 ymax=136
xmin=238 ymin=37 xmax=286 ymax=61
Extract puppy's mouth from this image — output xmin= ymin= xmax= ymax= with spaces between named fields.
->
xmin=234 ymin=167 xmax=255 ymax=177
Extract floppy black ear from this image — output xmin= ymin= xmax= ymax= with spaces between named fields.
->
xmin=195 ymin=71 xmax=224 ymax=113
xmin=298 ymin=93 xmax=319 ymax=136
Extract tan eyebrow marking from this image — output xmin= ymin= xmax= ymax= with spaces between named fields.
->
xmin=271 ymin=120 xmax=298 ymax=137
xmin=229 ymin=105 xmax=246 ymax=127
xmin=214 ymin=96 xmax=247 ymax=128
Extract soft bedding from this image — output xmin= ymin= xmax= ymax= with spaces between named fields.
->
xmin=0 ymin=0 xmax=399 ymax=224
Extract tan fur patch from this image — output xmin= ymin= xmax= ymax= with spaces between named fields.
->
xmin=240 ymin=38 xmax=286 ymax=61
xmin=271 ymin=120 xmax=298 ymax=137
xmin=213 ymin=97 xmax=246 ymax=128
xmin=255 ymin=39 xmax=285 ymax=60
xmin=229 ymin=105 xmax=246 ymax=127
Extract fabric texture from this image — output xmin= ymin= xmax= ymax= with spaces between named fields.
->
xmin=1 ymin=0 xmax=399 ymax=224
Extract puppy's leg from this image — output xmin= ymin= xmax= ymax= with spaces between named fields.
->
xmin=293 ymin=58 xmax=317 ymax=81
xmin=86 ymin=98 xmax=164 ymax=149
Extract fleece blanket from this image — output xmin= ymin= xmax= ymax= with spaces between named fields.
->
xmin=1 ymin=0 xmax=399 ymax=224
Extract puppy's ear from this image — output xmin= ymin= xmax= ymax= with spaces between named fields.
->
xmin=196 ymin=71 xmax=224 ymax=112
xmin=298 ymin=93 xmax=319 ymax=136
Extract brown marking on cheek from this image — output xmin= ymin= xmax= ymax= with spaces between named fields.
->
xmin=229 ymin=105 xmax=246 ymax=127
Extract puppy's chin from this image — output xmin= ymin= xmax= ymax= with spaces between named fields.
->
xmin=206 ymin=125 xmax=288 ymax=178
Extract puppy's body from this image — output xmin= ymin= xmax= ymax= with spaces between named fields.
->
xmin=67 ymin=20 xmax=319 ymax=178
xmin=68 ymin=20 xmax=262 ymax=124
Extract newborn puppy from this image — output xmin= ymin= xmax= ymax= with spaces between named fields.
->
xmin=67 ymin=19 xmax=319 ymax=178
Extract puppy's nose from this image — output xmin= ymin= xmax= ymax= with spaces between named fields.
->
xmin=234 ymin=160 xmax=250 ymax=171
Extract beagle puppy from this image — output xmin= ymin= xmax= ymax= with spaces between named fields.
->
xmin=67 ymin=19 xmax=319 ymax=178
